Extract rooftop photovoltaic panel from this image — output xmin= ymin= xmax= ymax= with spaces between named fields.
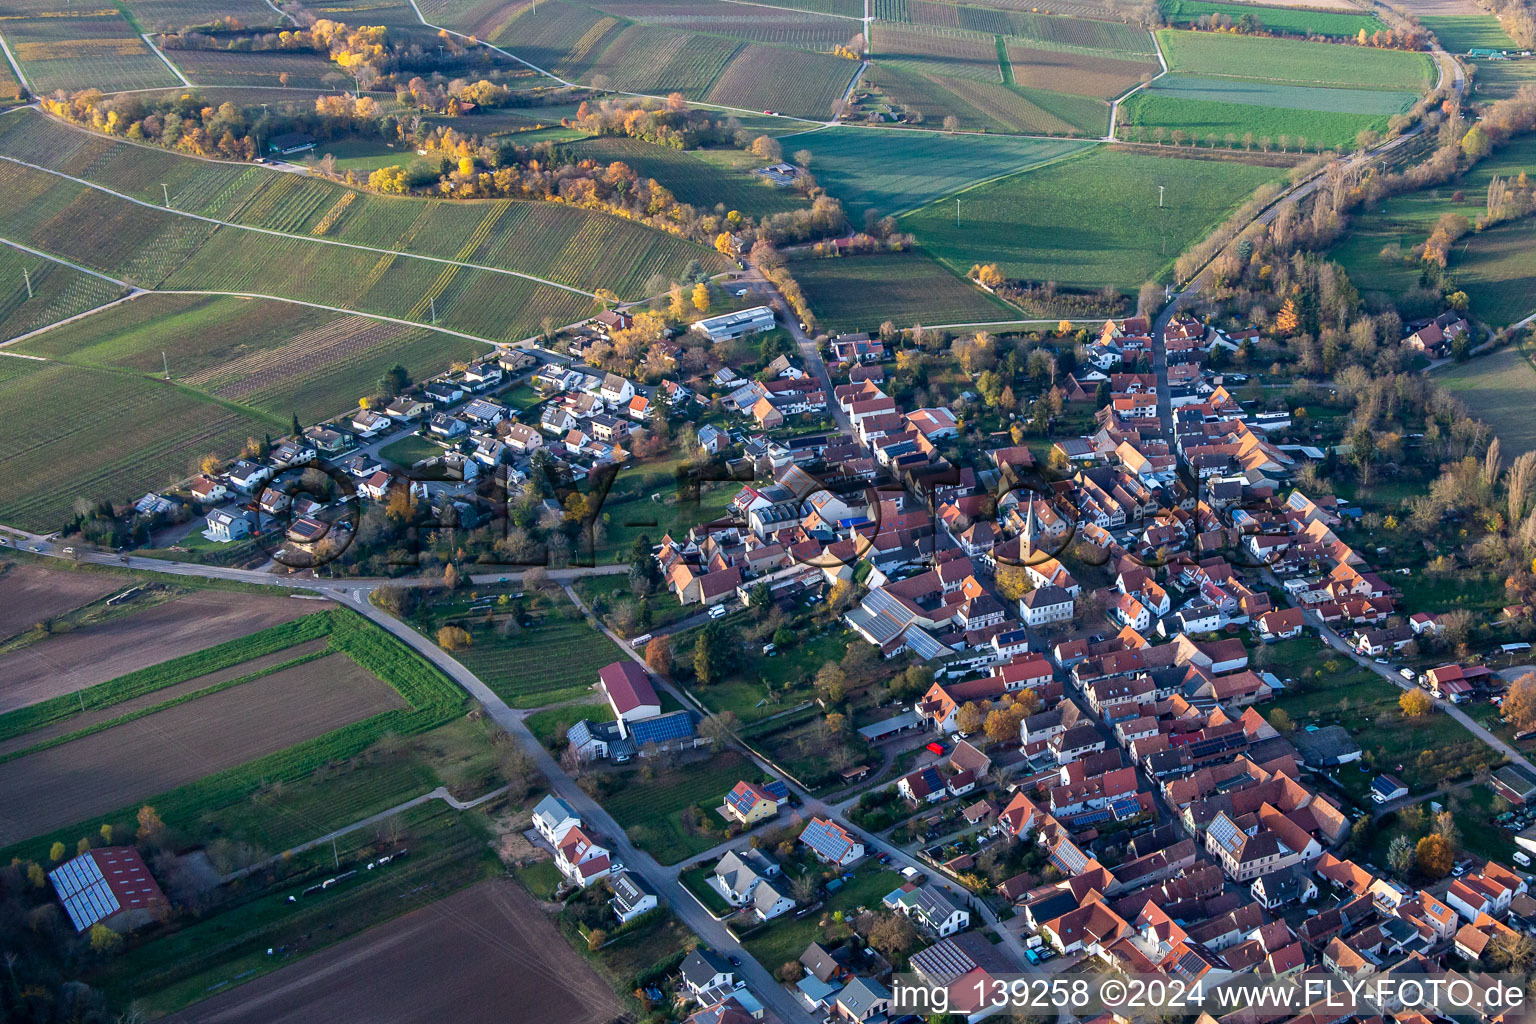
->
xmin=49 ymin=856 xmax=120 ymax=932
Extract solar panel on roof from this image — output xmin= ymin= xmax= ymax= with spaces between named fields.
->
xmin=629 ymin=711 xmax=695 ymax=747
xmin=49 ymin=856 xmax=121 ymax=932
xmin=862 ymin=587 xmax=914 ymax=627
xmin=905 ymin=627 xmax=950 ymax=661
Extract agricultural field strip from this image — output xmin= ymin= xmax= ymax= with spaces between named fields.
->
xmin=718 ymin=0 xmax=865 ymax=18
xmin=403 ymin=0 xmax=828 ymax=123
xmin=1145 ymin=74 xmax=1417 ymax=114
xmin=0 ymin=32 xmax=29 ymax=93
xmin=0 ymin=150 xmax=608 ymax=297
xmin=0 ymin=235 xmax=517 ymax=352
xmin=0 ymin=290 xmax=137 ymax=350
xmin=0 ymin=643 xmax=331 ymax=764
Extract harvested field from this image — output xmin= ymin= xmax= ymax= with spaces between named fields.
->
xmin=1191 ymin=0 xmax=1365 ymax=9
xmin=169 ymin=48 xmax=339 ymax=90
xmin=783 ymin=125 xmax=1090 ymax=219
xmin=1438 ymin=347 xmax=1536 ymax=456
xmin=863 ymin=61 xmax=1097 ymax=134
xmin=586 ymin=0 xmax=856 ymax=51
xmin=0 ymin=638 xmax=331 ymax=758
xmin=1118 ymin=90 xmax=1403 ymax=150
xmin=0 ymin=651 xmax=404 ymax=843
xmin=125 ymin=0 xmax=286 ymax=31
xmin=1142 ymin=74 xmax=1416 ymax=114
xmin=0 ymin=590 xmax=313 ymax=712
xmin=1475 ymin=59 xmax=1536 ymax=101
xmin=171 ymin=879 xmax=624 ymax=1024
xmin=1421 ymin=14 xmax=1518 ymax=51
xmin=1006 ymin=44 xmax=1158 ymax=98
xmin=703 ymin=44 xmax=859 ymax=119
xmin=0 ymin=359 xmax=274 ymax=532
xmin=903 ymin=146 xmax=1284 ymax=291
xmin=570 ymin=136 xmax=810 ymax=218
xmin=1 ymin=0 xmax=182 ymax=93
xmin=0 ymin=561 xmax=126 ymax=640
xmin=792 ymin=250 xmax=1015 ymax=332
xmin=1392 ymin=0 xmax=1484 ymax=15
xmin=1156 ymin=28 xmax=1435 ymax=90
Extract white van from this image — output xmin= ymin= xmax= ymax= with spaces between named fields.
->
xmin=1516 ymin=851 xmax=1531 ymax=867
xmin=630 ymin=633 xmax=653 ymax=649
xmin=708 ymin=604 xmax=727 ymax=619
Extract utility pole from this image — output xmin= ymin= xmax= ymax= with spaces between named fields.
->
xmin=1158 ymin=185 xmax=1165 ymax=208
xmin=162 ymin=350 xmax=170 ymax=379
xmin=22 ymin=267 xmax=31 ymax=298
xmin=955 ymin=198 xmax=960 ymax=226
xmin=161 ymin=183 xmax=170 ymax=207
xmin=331 ymin=837 xmax=339 ymax=869
xmin=429 ymin=296 xmax=436 ymax=324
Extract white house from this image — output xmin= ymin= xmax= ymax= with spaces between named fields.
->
xmin=532 ymin=795 xmax=581 ymax=845
xmin=681 ymin=949 xmax=736 ymax=998
xmin=600 ymin=373 xmax=636 ymax=408
xmin=205 ymin=508 xmax=254 ymax=543
xmin=352 ymin=409 xmax=392 ymax=436
xmin=609 ymin=871 xmax=659 ymax=924
xmin=714 ymin=849 xmax=779 ymax=906
xmin=227 ymin=460 xmax=272 ymax=494
xmin=752 ymin=878 xmax=796 ymax=921
xmin=1019 ymin=586 xmax=1075 ymax=627
xmin=554 ymin=825 xmax=611 ymax=886
xmin=883 ymin=883 xmax=970 ymax=937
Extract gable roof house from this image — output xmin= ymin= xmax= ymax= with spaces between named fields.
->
xmin=800 ymin=817 xmax=863 ymax=866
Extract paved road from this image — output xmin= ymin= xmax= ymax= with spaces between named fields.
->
xmin=7 ymin=538 xmax=824 ymax=1021
xmin=1294 ymin=599 xmax=1536 ymax=778
xmin=735 ymin=269 xmax=853 ymax=434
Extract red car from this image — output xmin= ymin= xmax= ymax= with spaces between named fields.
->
xmin=926 ymin=741 xmax=946 ymax=756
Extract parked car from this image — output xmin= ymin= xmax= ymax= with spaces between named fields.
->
xmin=926 ymin=741 xmax=946 ymax=756
xmin=708 ymin=604 xmax=727 ymax=619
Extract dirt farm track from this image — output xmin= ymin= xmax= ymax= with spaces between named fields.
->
xmin=0 ymin=589 xmax=315 ymax=713
xmin=171 ymin=878 xmax=626 ymax=1024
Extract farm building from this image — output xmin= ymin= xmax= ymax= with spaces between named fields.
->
xmin=597 ymin=661 xmax=661 ymax=733
xmin=49 ymin=847 xmax=167 ymax=932
xmin=267 ymin=132 xmax=316 ymax=155
xmin=692 ymin=306 xmax=776 ymax=343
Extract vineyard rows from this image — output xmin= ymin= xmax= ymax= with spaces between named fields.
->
xmin=0 ymin=246 xmax=127 ymax=343
xmin=874 ymin=23 xmax=1004 ymax=82
xmin=703 ymin=45 xmax=858 ymax=120
xmin=124 ymin=0 xmax=285 ymax=31
xmin=0 ymin=359 xmax=271 ymax=531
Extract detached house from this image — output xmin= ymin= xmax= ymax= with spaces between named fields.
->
xmin=882 ymin=883 xmax=970 ymax=937
xmin=554 ymin=825 xmax=612 ymax=887
xmin=800 ymin=818 xmax=863 ymax=866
